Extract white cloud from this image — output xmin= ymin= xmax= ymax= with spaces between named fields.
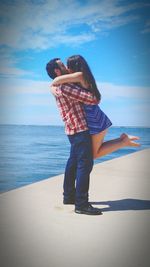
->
xmin=53 ymin=33 xmax=96 ymax=46
xmin=1 ymin=76 xmax=150 ymax=100
xmin=0 ymin=64 xmax=32 ymax=76
xmin=141 ymin=19 xmax=150 ymax=34
xmin=0 ymin=0 xmax=148 ymax=50
xmin=97 ymin=81 xmax=150 ymax=100
xmin=0 ymin=78 xmax=50 ymax=96
xmin=0 ymin=0 xmax=149 ymax=78
xmin=0 ymin=77 xmax=149 ymax=126
xmin=0 ymin=50 xmax=33 ymax=76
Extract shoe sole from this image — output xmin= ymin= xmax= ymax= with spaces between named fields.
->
xmin=75 ymin=210 xmax=103 ymax=215
xmin=63 ymin=202 xmax=75 ymax=205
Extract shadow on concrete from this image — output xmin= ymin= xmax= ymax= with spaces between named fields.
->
xmin=90 ymin=198 xmax=150 ymax=212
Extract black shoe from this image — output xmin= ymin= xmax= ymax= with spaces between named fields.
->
xmin=75 ymin=203 xmax=102 ymax=215
xmin=63 ymin=199 xmax=75 ymax=205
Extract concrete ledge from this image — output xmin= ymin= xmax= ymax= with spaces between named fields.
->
xmin=0 ymin=149 xmax=150 ymax=267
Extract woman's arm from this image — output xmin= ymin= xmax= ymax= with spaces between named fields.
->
xmin=52 ymin=72 xmax=83 ymax=85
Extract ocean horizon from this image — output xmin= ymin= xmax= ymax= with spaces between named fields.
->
xmin=0 ymin=124 xmax=149 ymax=194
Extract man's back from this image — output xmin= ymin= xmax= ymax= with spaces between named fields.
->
xmin=54 ymin=83 xmax=99 ymax=135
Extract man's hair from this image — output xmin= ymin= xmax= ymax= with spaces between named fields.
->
xmin=46 ymin=58 xmax=60 ymax=79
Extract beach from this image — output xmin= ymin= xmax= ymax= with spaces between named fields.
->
xmin=0 ymin=148 xmax=150 ymax=267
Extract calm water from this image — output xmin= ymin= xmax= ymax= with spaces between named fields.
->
xmin=0 ymin=125 xmax=149 ymax=193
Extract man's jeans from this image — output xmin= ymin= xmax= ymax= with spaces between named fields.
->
xmin=63 ymin=130 xmax=93 ymax=209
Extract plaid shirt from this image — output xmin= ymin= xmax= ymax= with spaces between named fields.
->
xmin=54 ymin=83 xmax=99 ymax=135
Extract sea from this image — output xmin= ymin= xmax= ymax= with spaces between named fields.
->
xmin=0 ymin=125 xmax=149 ymax=193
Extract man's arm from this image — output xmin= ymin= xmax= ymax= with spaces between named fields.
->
xmin=56 ymin=83 xmax=100 ymax=105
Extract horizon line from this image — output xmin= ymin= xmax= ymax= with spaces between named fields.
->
xmin=0 ymin=123 xmax=149 ymax=128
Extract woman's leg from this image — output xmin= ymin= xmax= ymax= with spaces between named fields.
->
xmin=92 ymin=130 xmax=140 ymax=159
xmin=91 ymin=130 xmax=107 ymax=159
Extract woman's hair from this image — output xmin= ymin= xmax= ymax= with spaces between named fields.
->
xmin=67 ymin=55 xmax=101 ymax=101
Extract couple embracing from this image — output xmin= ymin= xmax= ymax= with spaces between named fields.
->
xmin=46 ymin=55 xmax=140 ymax=215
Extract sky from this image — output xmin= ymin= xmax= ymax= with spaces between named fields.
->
xmin=0 ymin=0 xmax=150 ymax=127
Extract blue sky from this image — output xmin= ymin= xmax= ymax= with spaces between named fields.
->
xmin=0 ymin=0 xmax=150 ymax=126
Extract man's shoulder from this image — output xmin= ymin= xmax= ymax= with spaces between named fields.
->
xmin=60 ymin=83 xmax=83 ymax=90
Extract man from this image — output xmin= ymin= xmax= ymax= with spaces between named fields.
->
xmin=46 ymin=58 xmax=102 ymax=215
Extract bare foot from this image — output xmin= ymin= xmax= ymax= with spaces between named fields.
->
xmin=120 ymin=133 xmax=140 ymax=147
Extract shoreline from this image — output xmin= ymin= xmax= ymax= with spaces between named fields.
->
xmin=0 ymin=147 xmax=147 ymax=195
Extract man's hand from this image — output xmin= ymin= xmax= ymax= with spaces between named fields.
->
xmin=50 ymin=85 xmax=60 ymax=96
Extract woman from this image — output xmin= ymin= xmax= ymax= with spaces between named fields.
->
xmin=51 ymin=55 xmax=140 ymax=159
